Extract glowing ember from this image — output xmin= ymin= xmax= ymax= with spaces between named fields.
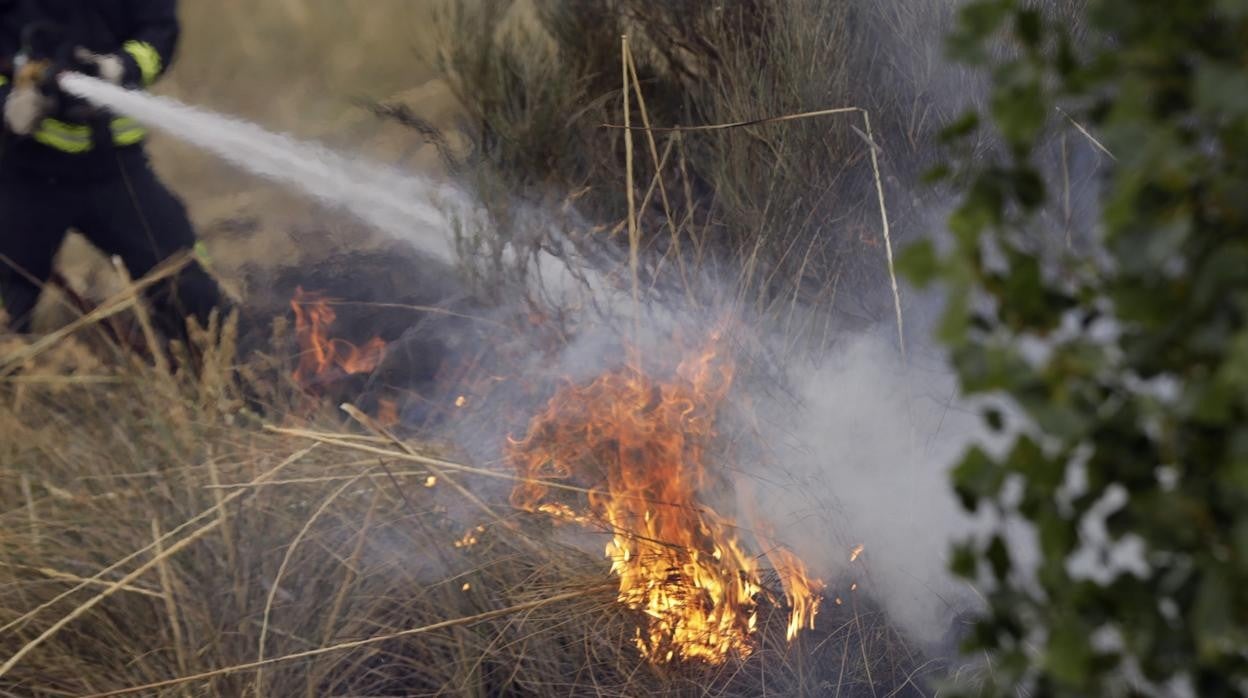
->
xmin=454 ymin=525 xmax=485 ymax=549
xmin=850 ymin=544 xmax=865 ymax=563
xmin=507 ymin=334 xmax=821 ymax=664
xmin=290 ymin=287 xmax=386 ymax=386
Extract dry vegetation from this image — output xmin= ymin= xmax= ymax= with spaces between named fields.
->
xmin=414 ymin=0 xmax=1086 ymax=328
xmin=0 ymin=322 xmax=927 ymax=696
xmin=2 ymin=1 xmax=1086 ymax=695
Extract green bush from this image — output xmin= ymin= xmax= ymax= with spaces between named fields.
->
xmin=904 ymin=1 xmax=1248 ymax=694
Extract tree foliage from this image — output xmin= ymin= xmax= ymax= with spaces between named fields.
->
xmin=903 ymin=1 xmax=1248 ymax=695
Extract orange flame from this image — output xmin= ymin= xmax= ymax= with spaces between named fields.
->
xmin=290 ymin=287 xmax=386 ymax=386
xmin=507 ymin=334 xmax=821 ymax=664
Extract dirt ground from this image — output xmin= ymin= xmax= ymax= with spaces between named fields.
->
xmin=45 ymin=0 xmax=462 ymax=322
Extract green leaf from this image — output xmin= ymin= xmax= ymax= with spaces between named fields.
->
xmin=897 ymin=240 xmax=940 ymax=287
xmin=1006 ymin=436 xmax=1059 ymax=489
xmin=938 ymin=284 xmax=973 ymax=347
xmin=986 ymin=534 xmax=1013 ymax=580
xmin=951 ymin=542 xmax=978 ymax=579
xmin=991 ymin=79 xmax=1047 ymax=152
xmin=923 ymin=163 xmax=953 ymax=184
xmin=1015 ymin=9 xmax=1042 ymax=49
xmin=1192 ymin=572 xmax=1233 ymax=659
xmin=948 ymin=0 xmax=1014 ymax=63
xmin=959 ymin=0 xmax=1014 ymax=37
xmin=1232 ymin=520 xmax=1248 ymax=575
xmin=1216 ymin=0 xmax=1248 ymax=19
xmin=953 ymin=446 xmax=1005 ymax=511
xmin=941 ymin=112 xmax=981 ymax=142
xmin=1195 ymin=61 xmax=1248 ymax=118
xmin=1046 ymin=619 xmax=1093 ymax=687
xmin=1037 ymin=507 xmax=1076 ymax=561
xmin=984 ymin=407 xmax=1006 ymax=432
xmin=1012 ymin=167 xmax=1046 ymax=210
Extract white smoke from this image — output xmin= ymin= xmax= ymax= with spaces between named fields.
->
xmin=738 ymin=330 xmax=997 ymax=649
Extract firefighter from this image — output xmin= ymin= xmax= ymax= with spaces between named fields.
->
xmin=0 ymin=0 xmax=225 ymax=340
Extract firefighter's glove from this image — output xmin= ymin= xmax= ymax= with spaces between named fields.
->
xmin=74 ymin=48 xmax=126 ymax=85
xmin=3 ymin=85 xmax=52 ymax=136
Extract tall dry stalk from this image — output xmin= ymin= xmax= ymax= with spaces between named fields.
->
xmin=861 ymin=109 xmax=906 ymax=363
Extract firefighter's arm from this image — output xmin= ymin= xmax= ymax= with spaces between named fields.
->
xmin=118 ymin=0 xmax=179 ymax=88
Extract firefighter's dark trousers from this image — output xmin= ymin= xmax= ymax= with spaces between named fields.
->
xmin=0 ymin=155 xmax=224 ymax=339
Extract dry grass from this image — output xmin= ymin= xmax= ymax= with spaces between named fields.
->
xmin=404 ymin=0 xmax=969 ymax=357
xmin=414 ymin=0 xmax=1088 ymax=351
xmin=0 ymin=303 xmax=932 ymax=696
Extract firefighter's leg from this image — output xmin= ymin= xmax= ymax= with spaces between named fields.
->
xmin=79 ymin=157 xmax=227 ymax=341
xmin=0 ymin=177 xmax=73 ymax=333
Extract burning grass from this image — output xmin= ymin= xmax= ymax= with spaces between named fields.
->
xmin=508 ymin=330 xmax=821 ymax=664
xmin=0 ymin=315 xmax=933 ymax=696
xmin=290 ymin=286 xmax=388 ymax=387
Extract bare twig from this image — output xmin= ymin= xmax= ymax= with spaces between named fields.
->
xmin=622 ymin=35 xmax=641 ymax=339
xmin=1056 ymin=106 xmax=1116 ymax=161
xmin=861 ymin=109 xmax=906 ymax=363
xmin=602 ymin=106 xmax=861 ymax=133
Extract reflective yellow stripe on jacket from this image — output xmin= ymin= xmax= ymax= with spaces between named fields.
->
xmin=111 ymin=117 xmax=147 ymax=146
xmin=0 ymin=75 xmax=8 ymax=88
xmin=123 ymin=41 xmax=162 ymax=86
xmin=33 ymin=118 xmax=147 ymax=153
xmin=35 ymin=119 xmax=93 ymax=153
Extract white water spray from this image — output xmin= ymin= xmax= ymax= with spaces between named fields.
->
xmin=60 ymin=73 xmax=465 ymax=262
xmin=60 ymin=74 xmax=622 ymax=310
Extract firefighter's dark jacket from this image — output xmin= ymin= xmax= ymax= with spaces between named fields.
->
xmin=0 ymin=0 xmax=177 ymax=180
